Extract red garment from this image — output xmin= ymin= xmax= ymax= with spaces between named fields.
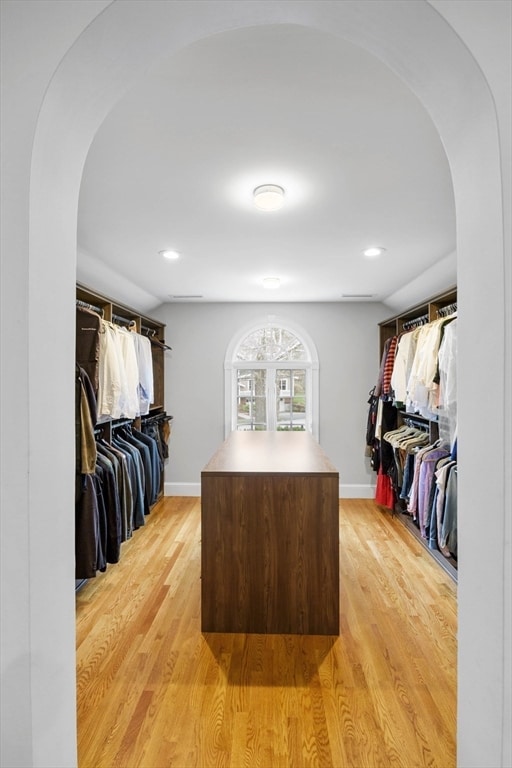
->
xmin=375 ymin=471 xmax=395 ymax=510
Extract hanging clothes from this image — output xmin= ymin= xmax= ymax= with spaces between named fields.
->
xmin=440 ymin=464 xmax=458 ymax=558
xmin=437 ymin=318 xmax=457 ymax=447
xmin=416 ymin=444 xmax=451 ymax=537
xmin=75 ymin=365 xmax=103 ymax=579
xmin=95 ymin=451 xmax=122 ymax=564
xmin=390 ymin=329 xmax=420 ymax=406
xmin=132 ymin=427 xmax=161 ymax=505
xmin=98 ymin=321 xmax=125 ymax=420
xmin=116 ymin=327 xmax=140 ymax=418
xmin=75 ymin=294 xmax=166 ymax=585
xmin=427 ymin=458 xmax=456 ymax=554
xmin=76 ymin=306 xmax=101 ymax=397
xmin=117 ymin=426 xmax=154 ymax=509
xmin=97 ymin=439 xmax=134 ymax=542
xmin=112 ymin=430 xmax=147 ymax=529
xmin=375 ymin=337 xmax=396 ymax=399
xmin=373 ymin=401 xmax=398 ymax=510
xmin=405 ymin=315 xmax=457 ymax=419
xmin=142 ymin=414 xmax=172 ymax=463
xmin=131 ymin=332 xmax=154 ymax=416
xmin=369 ymin=295 xmax=457 ymax=570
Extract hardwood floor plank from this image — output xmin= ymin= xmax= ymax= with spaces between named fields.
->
xmin=77 ymin=496 xmax=456 ymax=767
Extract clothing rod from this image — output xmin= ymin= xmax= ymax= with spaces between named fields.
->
xmin=437 ymin=302 xmax=457 ymax=317
xmin=149 ymin=336 xmax=172 ymax=350
xmin=111 ymin=418 xmax=134 ymax=430
xmin=112 ymin=313 xmax=136 ymax=327
xmin=77 ymin=298 xmax=104 ymax=316
xmin=402 ymin=413 xmax=434 ymax=430
xmin=402 ymin=313 xmax=429 ymax=330
xmin=141 ymin=413 xmax=173 ymax=424
xmin=402 ymin=418 xmax=430 ymax=431
xmin=141 ymin=325 xmax=172 ymax=348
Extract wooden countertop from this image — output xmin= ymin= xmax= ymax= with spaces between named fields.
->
xmin=202 ymin=430 xmax=338 ymax=476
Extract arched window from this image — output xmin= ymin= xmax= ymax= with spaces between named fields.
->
xmin=225 ymin=316 xmax=319 ymax=438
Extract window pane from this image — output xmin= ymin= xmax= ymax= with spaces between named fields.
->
xmin=229 ymin=321 xmax=315 ymax=436
xmin=276 ymin=369 xmax=306 ymax=431
xmin=237 ymin=369 xmax=267 ymax=430
xmin=236 ymin=326 xmax=306 ymax=362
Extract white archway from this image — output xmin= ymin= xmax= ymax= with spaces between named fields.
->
xmin=3 ymin=2 xmax=507 ymax=766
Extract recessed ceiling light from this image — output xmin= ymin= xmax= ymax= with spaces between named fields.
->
xmin=159 ymin=249 xmax=180 ymax=260
xmin=263 ymin=277 xmax=281 ymax=289
xmin=363 ymin=246 xmax=386 ymax=258
xmin=253 ymin=184 xmax=285 ymax=212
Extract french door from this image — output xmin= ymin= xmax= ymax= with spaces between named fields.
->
xmin=236 ymin=366 xmax=307 ymax=431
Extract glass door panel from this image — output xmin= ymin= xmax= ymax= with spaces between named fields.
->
xmin=276 ymin=369 xmax=306 ymax=431
xmin=236 ymin=369 xmax=267 ymax=430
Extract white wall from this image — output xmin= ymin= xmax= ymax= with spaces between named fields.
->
xmin=153 ymin=301 xmax=385 ymax=496
xmin=0 ymin=3 xmax=112 ymax=766
xmin=0 ymin=2 xmax=510 ymax=767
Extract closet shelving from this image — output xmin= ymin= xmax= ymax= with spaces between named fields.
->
xmin=76 ymin=283 xmax=171 ymax=590
xmin=379 ymin=286 xmax=457 ymax=354
xmin=77 ymin=282 xmax=168 ymax=418
xmin=378 ymin=286 xmax=457 ymax=582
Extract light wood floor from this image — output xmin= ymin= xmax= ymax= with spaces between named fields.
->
xmin=76 ymin=497 xmax=457 ymax=768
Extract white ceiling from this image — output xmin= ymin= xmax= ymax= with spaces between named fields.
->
xmin=77 ymin=23 xmax=456 ymax=309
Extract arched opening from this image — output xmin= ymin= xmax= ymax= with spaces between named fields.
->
xmin=7 ymin=3 xmax=505 ymax=765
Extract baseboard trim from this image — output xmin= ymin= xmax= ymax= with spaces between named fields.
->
xmin=165 ymin=482 xmax=375 ymax=499
xmin=165 ymin=482 xmax=201 ymax=497
xmin=339 ymin=484 xmax=376 ymax=499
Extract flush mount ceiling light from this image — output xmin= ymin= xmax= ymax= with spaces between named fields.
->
xmin=263 ymin=277 xmax=281 ymax=289
xmin=363 ymin=246 xmax=386 ymax=258
xmin=159 ymin=249 xmax=180 ymax=260
xmin=253 ymin=184 xmax=285 ymax=212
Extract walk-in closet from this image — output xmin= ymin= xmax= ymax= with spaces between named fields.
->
xmin=3 ymin=4 xmax=510 ymax=768
xmin=368 ymin=288 xmax=458 ymax=580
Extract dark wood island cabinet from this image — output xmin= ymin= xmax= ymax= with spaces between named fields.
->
xmin=201 ymin=431 xmax=340 ymax=635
